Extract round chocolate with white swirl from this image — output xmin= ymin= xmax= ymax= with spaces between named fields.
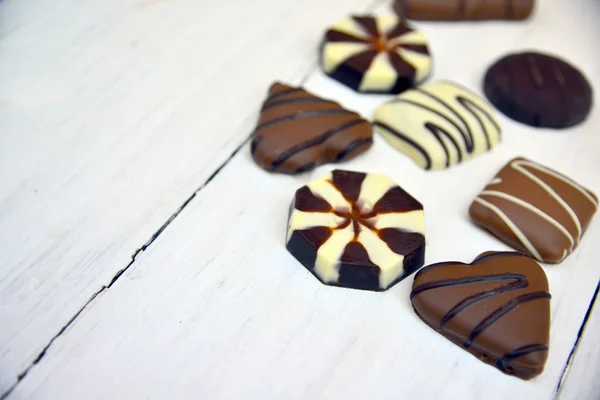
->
xmin=251 ymin=82 xmax=373 ymax=174
xmin=411 ymin=251 xmax=551 ymax=380
xmin=320 ymin=15 xmax=432 ymax=94
xmin=484 ymin=52 xmax=593 ymax=129
xmin=286 ymin=170 xmax=425 ymax=291
xmin=374 ymin=81 xmax=502 ymax=170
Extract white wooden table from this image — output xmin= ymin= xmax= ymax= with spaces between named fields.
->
xmin=1 ymin=0 xmax=599 ymax=398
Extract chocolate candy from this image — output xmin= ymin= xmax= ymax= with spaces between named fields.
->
xmin=374 ymin=81 xmax=502 ymax=170
xmin=411 ymin=251 xmax=551 ymax=380
xmin=251 ymin=82 xmax=373 ymax=174
xmin=484 ymin=52 xmax=593 ymax=129
xmin=286 ymin=170 xmax=425 ymax=291
xmin=320 ymin=15 xmax=432 ymax=94
xmin=394 ymin=0 xmax=534 ymax=21
xmin=470 ymin=158 xmax=598 ymax=263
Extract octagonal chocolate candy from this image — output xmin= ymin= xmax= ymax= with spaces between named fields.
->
xmin=320 ymin=15 xmax=432 ymax=94
xmin=286 ymin=170 xmax=425 ymax=291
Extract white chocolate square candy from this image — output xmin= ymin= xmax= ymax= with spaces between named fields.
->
xmin=374 ymin=81 xmax=502 ymax=170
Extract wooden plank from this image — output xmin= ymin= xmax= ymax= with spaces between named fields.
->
xmin=7 ymin=0 xmax=600 ymax=397
xmin=0 ymin=0 xmax=386 ymax=392
xmin=558 ymin=286 xmax=600 ymax=400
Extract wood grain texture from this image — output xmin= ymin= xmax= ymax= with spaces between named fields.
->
xmin=0 ymin=0 xmax=385 ymax=391
xmin=2 ymin=0 xmax=600 ymax=398
xmin=558 ymin=286 xmax=600 ymax=400
xmin=6 ymin=0 xmax=600 ymax=397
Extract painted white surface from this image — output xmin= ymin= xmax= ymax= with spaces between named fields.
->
xmin=558 ymin=293 xmax=600 ymax=400
xmin=1 ymin=0 xmax=599 ymax=398
xmin=0 ymin=0 xmax=388 ymax=392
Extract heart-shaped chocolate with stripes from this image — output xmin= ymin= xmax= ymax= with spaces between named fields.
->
xmin=410 ymin=251 xmax=551 ymax=379
xmin=251 ymin=82 xmax=373 ymax=174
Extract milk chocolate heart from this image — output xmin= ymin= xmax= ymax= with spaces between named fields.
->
xmin=251 ymin=82 xmax=373 ymax=174
xmin=410 ymin=251 xmax=551 ymax=380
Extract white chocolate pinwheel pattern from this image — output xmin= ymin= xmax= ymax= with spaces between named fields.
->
xmin=321 ymin=15 xmax=432 ymax=94
xmin=286 ymin=170 xmax=425 ymax=291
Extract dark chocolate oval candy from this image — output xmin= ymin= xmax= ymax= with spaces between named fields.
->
xmin=483 ymin=52 xmax=593 ymax=129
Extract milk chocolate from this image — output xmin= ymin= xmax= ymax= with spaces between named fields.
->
xmin=373 ymin=81 xmax=502 ymax=170
xmin=484 ymin=52 xmax=593 ymax=129
xmin=286 ymin=170 xmax=425 ymax=291
xmin=394 ymin=0 xmax=534 ymax=21
xmin=411 ymin=251 xmax=551 ymax=379
xmin=321 ymin=15 xmax=432 ymax=94
xmin=469 ymin=157 xmax=598 ymax=263
xmin=251 ymin=83 xmax=372 ymax=174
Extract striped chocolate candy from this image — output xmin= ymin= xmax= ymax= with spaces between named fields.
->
xmin=374 ymin=81 xmax=502 ymax=170
xmin=251 ymin=82 xmax=373 ymax=174
xmin=469 ymin=157 xmax=598 ymax=263
xmin=320 ymin=15 xmax=432 ymax=94
xmin=394 ymin=0 xmax=535 ymax=21
xmin=286 ymin=170 xmax=425 ymax=291
xmin=411 ymin=252 xmax=551 ymax=380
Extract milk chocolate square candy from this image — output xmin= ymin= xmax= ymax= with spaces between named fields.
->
xmin=469 ymin=157 xmax=598 ymax=263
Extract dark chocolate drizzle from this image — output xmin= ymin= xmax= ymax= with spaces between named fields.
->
xmin=410 ymin=273 xmax=525 ymax=299
xmin=254 ymin=109 xmax=353 ymax=132
xmin=505 ymin=0 xmax=515 ymax=19
xmin=334 ymin=137 xmax=373 ymax=161
xmin=496 ymin=344 xmax=548 ymax=372
xmin=293 ymin=163 xmax=316 ymax=174
xmin=386 ymin=83 xmax=500 ymax=165
xmin=413 ymin=251 xmax=529 ymax=280
xmin=464 ymin=291 xmax=551 ymax=348
xmin=261 ymin=97 xmax=333 ymax=111
xmin=411 ymin=252 xmax=551 ymax=350
xmin=456 ymin=95 xmax=501 ymax=149
xmin=439 ymin=274 xmax=527 ymax=327
xmin=267 ymin=87 xmax=300 ymax=101
xmin=373 ymin=121 xmax=432 ymax=170
xmin=270 ymin=118 xmax=366 ymax=168
xmin=458 ymin=0 xmax=467 ymax=17
xmin=414 ymin=88 xmax=477 ymax=151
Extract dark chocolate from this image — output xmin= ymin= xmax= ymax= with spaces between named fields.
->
xmin=483 ymin=52 xmax=593 ymax=129
xmin=321 ymin=15 xmax=432 ymax=94
xmin=286 ymin=170 xmax=425 ymax=291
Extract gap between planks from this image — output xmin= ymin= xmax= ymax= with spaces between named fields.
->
xmin=554 ymin=281 xmax=600 ymax=399
xmin=0 ymin=1 xmax=390 ymax=397
xmin=0 ymin=127 xmax=251 ymax=400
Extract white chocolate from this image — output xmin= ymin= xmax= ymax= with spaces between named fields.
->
xmin=374 ymin=81 xmax=502 ymax=170
xmin=286 ymin=171 xmax=425 ymax=290
xmin=322 ymin=15 xmax=432 ymax=94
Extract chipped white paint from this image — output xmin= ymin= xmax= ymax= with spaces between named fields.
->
xmin=1 ymin=0 xmax=599 ymax=398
